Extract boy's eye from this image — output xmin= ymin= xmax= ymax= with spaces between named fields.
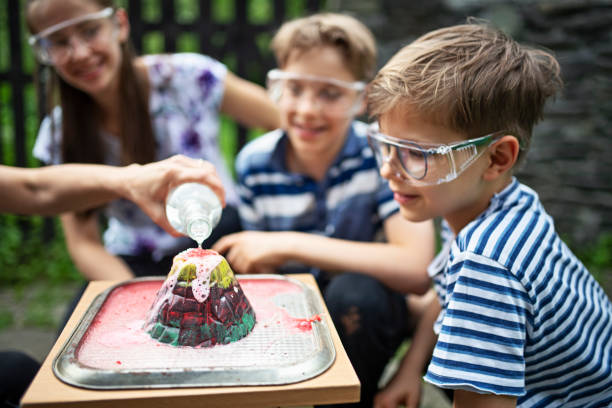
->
xmin=286 ymin=81 xmax=303 ymax=97
xmin=318 ymin=87 xmax=342 ymax=101
xmin=400 ymin=147 xmax=426 ymax=163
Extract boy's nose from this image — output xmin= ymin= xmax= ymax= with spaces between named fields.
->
xmin=294 ymin=92 xmax=320 ymax=114
xmin=379 ymin=152 xmax=405 ymax=181
xmin=380 ymin=160 xmax=397 ymax=180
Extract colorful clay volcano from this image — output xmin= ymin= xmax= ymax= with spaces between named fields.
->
xmin=143 ymin=248 xmax=256 ymax=347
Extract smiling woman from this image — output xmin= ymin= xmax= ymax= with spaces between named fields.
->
xmin=23 ymin=0 xmax=279 ymax=284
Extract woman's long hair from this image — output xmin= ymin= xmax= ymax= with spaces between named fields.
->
xmin=28 ymin=0 xmax=156 ymax=166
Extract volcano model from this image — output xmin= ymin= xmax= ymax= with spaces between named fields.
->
xmin=143 ymin=248 xmax=256 ymax=347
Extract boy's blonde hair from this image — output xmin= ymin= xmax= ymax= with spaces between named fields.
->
xmin=271 ymin=13 xmax=377 ymax=82
xmin=368 ymin=22 xmax=563 ymax=165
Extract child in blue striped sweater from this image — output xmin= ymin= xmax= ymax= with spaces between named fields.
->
xmin=369 ymin=22 xmax=612 ymax=408
xmin=213 ymin=13 xmax=436 ymax=407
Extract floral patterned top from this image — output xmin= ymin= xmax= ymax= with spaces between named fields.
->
xmin=33 ymin=53 xmax=237 ymax=260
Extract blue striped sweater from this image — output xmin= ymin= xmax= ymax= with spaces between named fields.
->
xmin=425 ymin=178 xmax=612 ymax=407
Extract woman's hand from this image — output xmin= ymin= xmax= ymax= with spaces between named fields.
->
xmin=120 ymin=155 xmax=226 ymax=236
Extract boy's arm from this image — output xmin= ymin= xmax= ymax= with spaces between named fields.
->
xmin=454 ymin=390 xmax=517 ymax=408
xmin=374 ymin=289 xmax=440 ymax=408
xmin=213 ymin=219 xmax=433 ymax=294
xmin=286 ymin=212 xmax=434 ymax=293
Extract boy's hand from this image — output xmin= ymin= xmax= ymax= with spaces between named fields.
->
xmin=374 ymin=366 xmax=422 ymax=408
xmin=212 ymin=231 xmax=291 ymax=274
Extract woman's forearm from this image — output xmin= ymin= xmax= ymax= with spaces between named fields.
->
xmin=1 ymin=164 xmax=120 ymax=215
xmin=1 ymin=156 xmax=226 ymax=237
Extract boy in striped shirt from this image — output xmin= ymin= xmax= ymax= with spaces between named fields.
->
xmin=368 ymin=22 xmax=612 ymax=408
xmin=213 ymin=13 xmax=436 ymax=407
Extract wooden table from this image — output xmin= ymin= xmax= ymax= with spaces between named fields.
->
xmin=21 ymin=274 xmax=360 ymax=408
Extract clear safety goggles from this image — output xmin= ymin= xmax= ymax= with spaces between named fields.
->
xmin=367 ymin=123 xmax=502 ymax=185
xmin=28 ymin=7 xmax=115 ymax=65
xmin=266 ymin=69 xmax=366 ymax=117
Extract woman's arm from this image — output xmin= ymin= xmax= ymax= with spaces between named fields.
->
xmin=1 ymin=164 xmax=119 ymax=215
xmin=60 ymin=213 xmax=134 ymax=281
xmin=220 ymin=71 xmax=280 ymax=131
xmin=214 ymin=214 xmax=434 ymax=294
xmin=0 ymin=155 xmax=225 ymax=234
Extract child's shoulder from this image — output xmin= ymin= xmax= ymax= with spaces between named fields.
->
xmin=351 ymin=120 xmax=370 ymax=139
xmin=235 ymin=129 xmax=285 ymax=174
xmin=457 ymin=180 xmax=555 ymax=263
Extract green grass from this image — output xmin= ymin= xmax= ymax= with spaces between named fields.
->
xmin=0 ymin=310 xmax=14 ymax=330
xmin=0 ymin=217 xmax=82 ymax=330
xmin=23 ymin=303 xmax=56 ymax=328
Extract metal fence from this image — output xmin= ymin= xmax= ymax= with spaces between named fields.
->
xmin=0 ymin=0 xmax=324 ymax=236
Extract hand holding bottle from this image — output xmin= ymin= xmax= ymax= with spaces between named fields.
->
xmin=166 ymin=182 xmax=223 ymax=247
xmin=121 ymin=155 xmax=225 ymax=236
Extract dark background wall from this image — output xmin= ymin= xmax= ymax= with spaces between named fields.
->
xmin=333 ymin=0 xmax=612 ymax=246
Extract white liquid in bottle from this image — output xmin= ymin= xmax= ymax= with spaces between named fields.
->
xmin=165 ymin=183 xmax=222 ymax=247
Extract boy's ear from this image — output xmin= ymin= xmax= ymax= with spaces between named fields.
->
xmin=483 ymin=135 xmax=520 ymax=181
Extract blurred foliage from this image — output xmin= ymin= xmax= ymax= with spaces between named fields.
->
xmin=573 ymin=233 xmax=612 ymax=286
xmin=0 ymin=216 xmax=84 ymax=288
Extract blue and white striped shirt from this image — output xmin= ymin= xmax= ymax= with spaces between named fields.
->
xmin=235 ymin=121 xmax=399 ymax=276
xmin=424 ymin=178 xmax=612 ymax=407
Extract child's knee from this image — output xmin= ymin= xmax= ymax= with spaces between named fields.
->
xmin=324 ymin=273 xmax=386 ymax=312
xmin=324 ymin=273 xmax=406 ymax=335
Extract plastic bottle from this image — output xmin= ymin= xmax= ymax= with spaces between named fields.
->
xmin=165 ymin=183 xmax=222 ymax=247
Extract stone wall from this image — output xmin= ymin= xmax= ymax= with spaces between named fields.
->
xmin=332 ymin=0 xmax=612 ymax=245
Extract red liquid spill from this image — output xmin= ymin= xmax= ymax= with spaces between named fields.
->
xmin=293 ymin=315 xmax=322 ymax=331
xmin=76 ymin=278 xmax=321 ymax=370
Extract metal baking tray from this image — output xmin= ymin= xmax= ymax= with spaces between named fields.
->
xmin=53 ymin=275 xmax=335 ymax=389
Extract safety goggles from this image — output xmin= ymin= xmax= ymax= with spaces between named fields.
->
xmin=28 ymin=7 xmax=115 ymax=65
xmin=266 ymin=69 xmax=366 ymax=117
xmin=367 ymin=123 xmax=502 ymax=185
